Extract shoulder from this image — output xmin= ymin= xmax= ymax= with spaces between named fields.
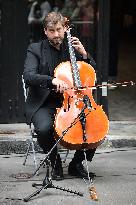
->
xmin=27 ymin=40 xmax=48 ymax=56
xmin=27 ymin=41 xmax=42 ymax=52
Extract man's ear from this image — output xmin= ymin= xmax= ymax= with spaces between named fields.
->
xmin=64 ymin=26 xmax=67 ymax=32
xmin=44 ymin=28 xmax=47 ymax=35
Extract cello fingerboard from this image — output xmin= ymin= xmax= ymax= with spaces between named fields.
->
xmin=66 ymin=29 xmax=82 ymax=88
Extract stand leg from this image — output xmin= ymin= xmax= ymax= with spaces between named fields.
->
xmin=23 ymin=141 xmax=31 ymax=166
xmin=23 ymin=158 xmax=83 ymax=202
xmin=23 ymin=183 xmax=49 ymax=202
xmin=23 ymin=177 xmax=83 ymax=202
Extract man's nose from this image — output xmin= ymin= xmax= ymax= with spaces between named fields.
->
xmin=54 ymin=31 xmax=59 ymax=37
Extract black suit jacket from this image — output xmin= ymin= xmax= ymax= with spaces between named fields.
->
xmin=23 ymin=39 xmax=96 ymax=124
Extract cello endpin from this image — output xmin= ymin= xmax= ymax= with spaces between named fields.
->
xmin=88 ymin=185 xmax=98 ymax=201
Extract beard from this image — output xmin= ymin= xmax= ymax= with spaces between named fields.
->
xmin=49 ymin=37 xmax=63 ymax=47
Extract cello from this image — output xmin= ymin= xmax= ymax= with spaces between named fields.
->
xmin=54 ymin=26 xmax=109 ymax=150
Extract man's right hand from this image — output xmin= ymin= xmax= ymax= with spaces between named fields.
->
xmin=52 ymin=78 xmax=69 ymax=93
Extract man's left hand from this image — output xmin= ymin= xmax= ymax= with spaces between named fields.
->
xmin=71 ymin=37 xmax=87 ymax=58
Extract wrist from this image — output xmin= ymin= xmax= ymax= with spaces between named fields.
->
xmin=82 ymin=52 xmax=87 ymax=59
xmin=83 ymin=52 xmax=91 ymax=60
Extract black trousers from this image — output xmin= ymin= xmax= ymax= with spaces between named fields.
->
xmin=32 ymin=105 xmax=96 ymax=166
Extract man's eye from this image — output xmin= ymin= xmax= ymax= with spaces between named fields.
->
xmin=49 ymin=29 xmax=54 ymax=32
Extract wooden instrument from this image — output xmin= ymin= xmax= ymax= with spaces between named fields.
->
xmin=54 ymin=28 xmax=109 ymax=150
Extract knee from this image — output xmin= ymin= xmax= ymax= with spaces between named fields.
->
xmin=35 ymin=124 xmax=52 ymax=137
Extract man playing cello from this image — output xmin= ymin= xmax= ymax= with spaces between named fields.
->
xmin=23 ymin=12 xmax=97 ymax=180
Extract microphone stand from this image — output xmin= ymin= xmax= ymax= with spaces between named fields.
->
xmin=23 ymin=157 xmax=83 ymax=202
xmin=23 ymin=95 xmax=91 ymax=202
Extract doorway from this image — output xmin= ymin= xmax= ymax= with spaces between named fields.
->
xmin=108 ymin=1 xmax=136 ymax=121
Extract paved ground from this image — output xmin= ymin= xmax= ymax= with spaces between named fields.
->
xmin=0 ymin=147 xmax=136 ymax=205
xmin=0 ymin=120 xmax=136 ymax=204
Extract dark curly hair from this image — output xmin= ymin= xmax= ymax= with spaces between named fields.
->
xmin=43 ymin=12 xmax=66 ymax=29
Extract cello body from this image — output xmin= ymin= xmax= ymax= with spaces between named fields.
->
xmin=54 ymin=60 xmax=109 ymax=150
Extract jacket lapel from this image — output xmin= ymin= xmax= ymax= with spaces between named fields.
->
xmin=43 ymin=40 xmax=53 ymax=76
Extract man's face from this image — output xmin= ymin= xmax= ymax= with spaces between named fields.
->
xmin=44 ymin=22 xmax=66 ymax=47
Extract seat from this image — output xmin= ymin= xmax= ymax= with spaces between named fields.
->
xmin=22 ymin=75 xmax=38 ymax=170
xmin=22 ymin=75 xmax=69 ymax=169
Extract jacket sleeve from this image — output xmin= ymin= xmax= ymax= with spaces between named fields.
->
xmin=23 ymin=43 xmax=53 ymax=88
xmin=84 ymin=53 xmax=96 ymax=69
xmin=75 ymin=51 xmax=96 ymax=69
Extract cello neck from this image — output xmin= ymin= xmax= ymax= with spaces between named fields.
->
xmin=66 ymin=29 xmax=82 ymax=88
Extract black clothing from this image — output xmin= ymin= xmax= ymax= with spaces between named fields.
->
xmin=68 ymin=161 xmax=96 ymax=179
xmin=23 ymin=38 xmax=96 ymax=168
xmin=23 ymin=39 xmax=96 ymax=124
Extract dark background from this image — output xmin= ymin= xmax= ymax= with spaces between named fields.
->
xmin=0 ymin=0 xmax=135 ymax=123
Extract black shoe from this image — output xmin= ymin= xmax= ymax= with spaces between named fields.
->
xmin=68 ymin=162 xmax=95 ymax=179
xmin=51 ymin=157 xmax=64 ymax=181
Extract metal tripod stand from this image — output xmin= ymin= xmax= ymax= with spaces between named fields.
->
xmin=23 ymin=157 xmax=83 ymax=202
